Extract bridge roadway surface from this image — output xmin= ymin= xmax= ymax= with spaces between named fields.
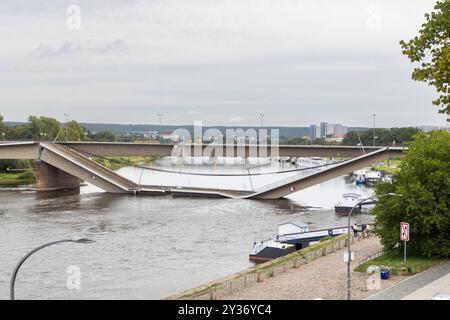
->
xmin=0 ymin=141 xmax=406 ymax=199
xmin=0 ymin=141 xmax=406 ymax=158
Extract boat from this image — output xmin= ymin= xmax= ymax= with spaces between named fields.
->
xmin=249 ymin=240 xmax=296 ymax=262
xmin=334 ymin=193 xmax=362 ymax=215
xmin=297 ymin=157 xmax=325 ymax=168
xmin=277 ymin=223 xmax=348 ymax=248
xmin=352 ymin=170 xmax=367 ymax=186
xmin=365 ymin=170 xmax=383 ymax=186
xmin=249 ymin=222 xmax=349 ymax=262
xmin=352 ymin=169 xmax=367 ymax=185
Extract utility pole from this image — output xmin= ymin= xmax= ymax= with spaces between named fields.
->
xmin=373 ymin=113 xmax=376 ymax=147
xmin=259 ymin=113 xmax=264 ymax=128
xmin=157 ymin=114 xmax=163 ymax=142
xmin=64 ymin=113 xmax=70 ymax=141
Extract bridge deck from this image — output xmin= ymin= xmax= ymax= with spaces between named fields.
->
xmin=0 ymin=142 xmax=405 ymax=199
xmin=139 ymin=184 xmax=255 ymax=198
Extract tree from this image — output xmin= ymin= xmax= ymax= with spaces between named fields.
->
xmin=27 ymin=116 xmax=61 ymax=140
xmin=89 ymin=130 xmax=117 ymax=142
xmin=0 ymin=115 xmax=6 ymax=140
xmin=280 ymin=136 xmax=310 ymax=145
xmin=400 ymin=0 xmax=450 ymax=120
xmin=60 ymin=120 xmax=87 ymax=141
xmin=373 ymin=130 xmax=450 ymax=257
xmin=343 ymin=128 xmax=420 ymax=146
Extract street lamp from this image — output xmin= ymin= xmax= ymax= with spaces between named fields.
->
xmin=346 ymin=192 xmax=402 ymax=300
xmin=10 ymin=238 xmax=94 ymax=300
xmin=259 ymin=113 xmax=264 ymax=128
xmin=372 ymin=113 xmax=376 ymax=147
xmin=157 ymin=114 xmax=163 ymax=142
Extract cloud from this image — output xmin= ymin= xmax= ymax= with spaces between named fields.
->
xmin=0 ymin=0 xmax=446 ymax=127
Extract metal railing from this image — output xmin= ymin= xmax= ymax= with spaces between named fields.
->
xmin=43 ymin=143 xmax=139 ymax=190
xmin=166 ymin=234 xmax=354 ymax=300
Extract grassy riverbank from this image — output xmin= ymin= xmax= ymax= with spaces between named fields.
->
xmin=0 ymin=170 xmax=36 ymax=187
xmin=92 ymin=156 xmax=157 ymax=170
xmin=355 ymin=251 xmax=443 ymax=273
xmin=371 ymin=158 xmax=402 ymax=174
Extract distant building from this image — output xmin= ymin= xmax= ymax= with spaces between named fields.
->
xmin=159 ymin=132 xmax=181 ymax=142
xmin=317 ymin=122 xmax=348 ymax=139
xmin=320 ymin=122 xmax=328 ymax=139
xmin=417 ymin=125 xmax=450 ymax=133
xmin=310 ymin=124 xmax=319 ymax=141
xmin=325 ymin=133 xmax=347 ymax=143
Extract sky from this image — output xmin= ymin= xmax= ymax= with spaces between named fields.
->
xmin=0 ymin=0 xmax=447 ymax=128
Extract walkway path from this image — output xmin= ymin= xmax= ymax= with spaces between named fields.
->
xmin=223 ymin=237 xmax=409 ymax=300
xmin=368 ymin=260 xmax=450 ymax=300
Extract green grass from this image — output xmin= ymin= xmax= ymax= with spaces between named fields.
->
xmin=0 ymin=170 xmax=36 ymax=187
xmin=355 ymin=251 xmax=443 ymax=273
xmin=372 ymin=158 xmax=402 ymax=174
xmin=92 ymin=156 xmax=157 ymax=170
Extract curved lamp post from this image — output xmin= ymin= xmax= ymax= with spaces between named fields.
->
xmin=346 ymin=193 xmax=402 ymax=300
xmin=10 ymin=238 xmax=94 ymax=300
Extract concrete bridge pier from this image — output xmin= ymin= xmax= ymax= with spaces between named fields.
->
xmin=35 ymin=160 xmax=81 ymax=192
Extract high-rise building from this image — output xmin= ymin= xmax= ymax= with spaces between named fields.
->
xmin=315 ymin=122 xmax=348 ymax=139
xmin=320 ymin=122 xmax=328 ymax=139
xmin=310 ymin=124 xmax=319 ymax=141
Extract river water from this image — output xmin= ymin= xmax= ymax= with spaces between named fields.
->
xmin=0 ymin=160 xmax=374 ymax=300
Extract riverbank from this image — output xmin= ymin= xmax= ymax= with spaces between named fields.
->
xmin=0 ymin=171 xmax=35 ymax=187
xmin=92 ymin=156 xmax=157 ymax=170
xmin=371 ymin=158 xmax=402 ymax=174
xmin=225 ymin=237 xmax=411 ymax=300
xmin=167 ymin=236 xmax=415 ymax=300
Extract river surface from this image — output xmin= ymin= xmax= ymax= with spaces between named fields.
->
xmin=0 ymin=160 xmax=374 ymax=300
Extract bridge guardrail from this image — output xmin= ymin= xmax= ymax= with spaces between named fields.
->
xmin=44 ymin=143 xmax=139 ymax=191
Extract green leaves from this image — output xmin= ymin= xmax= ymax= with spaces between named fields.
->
xmin=373 ymin=130 xmax=450 ymax=258
xmin=400 ymin=0 xmax=450 ymax=120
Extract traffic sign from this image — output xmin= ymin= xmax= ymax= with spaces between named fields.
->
xmin=400 ymin=222 xmax=410 ymax=241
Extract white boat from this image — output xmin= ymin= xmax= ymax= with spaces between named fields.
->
xmin=352 ymin=169 xmax=368 ymax=176
xmin=249 ymin=222 xmax=348 ymax=262
xmin=334 ymin=193 xmax=362 ymax=215
xmin=297 ymin=157 xmax=326 ymax=168
xmin=249 ymin=240 xmax=296 ymax=262
xmin=365 ymin=170 xmax=383 ymax=185
xmin=352 ymin=169 xmax=367 ymax=185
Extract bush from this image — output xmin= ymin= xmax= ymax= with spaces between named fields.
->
xmin=320 ymin=236 xmax=333 ymax=242
xmin=18 ymin=170 xmax=35 ymax=180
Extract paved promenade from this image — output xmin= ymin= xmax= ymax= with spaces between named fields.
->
xmin=223 ymin=237 xmax=409 ymax=300
xmin=368 ymin=260 xmax=450 ymax=300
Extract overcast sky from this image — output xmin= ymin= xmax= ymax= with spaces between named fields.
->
xmin=0 ymin=0 xmax=447 ymax=127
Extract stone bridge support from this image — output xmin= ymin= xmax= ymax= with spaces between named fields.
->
xmin=35 ymin=161 xmax=80 ymax=192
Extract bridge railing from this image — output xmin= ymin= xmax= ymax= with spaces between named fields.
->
xmin=253 ymin=165 xmax=326 ymax=194
xmin=44 ymin=143 xmax=139 ymax=190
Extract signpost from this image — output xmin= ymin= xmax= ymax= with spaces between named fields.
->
xmin=400 ymin=222 xmax=410 ymax=262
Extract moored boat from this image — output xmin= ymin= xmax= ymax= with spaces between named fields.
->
xmin=334 ymin=193 xmax=362 ymax=215
xmin=365 ymin=170 xmax=383 ymax=186
xmin=249 ymin=222 xmax=349 ymax=262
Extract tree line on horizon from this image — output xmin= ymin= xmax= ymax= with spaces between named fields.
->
xmin=1 ymin=114 xmax=426 ymax=146
xmin=0 ymin=115 xmax=122 ymax=142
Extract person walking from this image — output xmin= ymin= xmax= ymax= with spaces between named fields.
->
xmin=353 ymin=223 xmax=358 ymax=237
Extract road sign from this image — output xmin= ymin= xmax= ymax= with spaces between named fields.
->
xmin=400 ymin=222 xmax=410 ymax=241
xmin=344 ymin=251 xmax=354 ymax=263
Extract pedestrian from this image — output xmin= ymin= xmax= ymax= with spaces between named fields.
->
xmin=353 ymin=223 xmax=358 ymax=237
